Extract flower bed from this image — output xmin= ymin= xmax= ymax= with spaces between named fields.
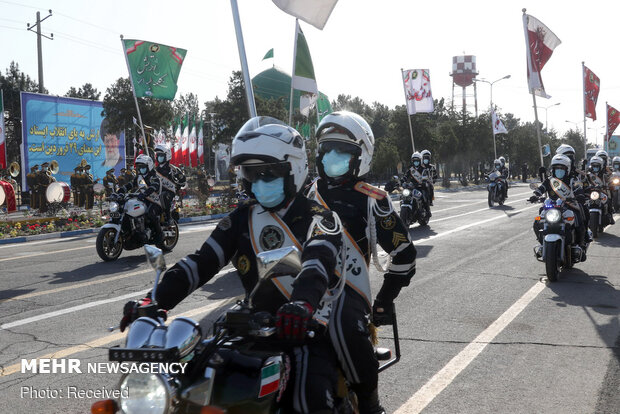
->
xmin=0 ymin=214 xmax=105 ymax=239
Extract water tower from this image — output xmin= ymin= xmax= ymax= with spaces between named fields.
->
xmin=450 ymin=55 xmax=479 ymax=117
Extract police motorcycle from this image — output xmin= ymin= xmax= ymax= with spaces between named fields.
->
xmin=92 ymin=245 xmax=400 ymax=414
xmin=400 ymin=169 xmax=431 ymax=227
xmin=485 ymin=170 xmax=506 ymax=207
xmin=528 ymin=180 xmax=588 ymax=282
xmin=584 ymin=174 xmax=611 ymax=239
xmin=96 ymin=180 xmax=179 ymax=262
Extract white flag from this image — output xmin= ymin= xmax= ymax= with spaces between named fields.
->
xmin=300 ymin=93 xmax=317 ymax=117
xmin=197 ymin=121 xmax=204 ymax=165
xmin=272 ymin=0 xmax=338 ymax=30
xmin=523 ymin=13 xmax=561 ymax=99
xmin=402 ymin=69 xmax=434 ymax=115
xmin=492 ymin=109 xmax=508 ymax=135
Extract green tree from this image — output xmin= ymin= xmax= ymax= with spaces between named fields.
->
xmin=65 ymin=83 xmax=101 ymax=100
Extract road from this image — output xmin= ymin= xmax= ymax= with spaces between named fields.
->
xmin=1 ymin=182 xmax=618 ymax=414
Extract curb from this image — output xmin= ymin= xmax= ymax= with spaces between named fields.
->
xmin=0 ymin=213 xmax=229 ymax=246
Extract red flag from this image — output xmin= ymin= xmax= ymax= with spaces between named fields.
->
xmin=606 ymin=104 xmax=620 ymax=141
xmin=523 ymin=13 xmax=561 ymax=98
xmin=584 ymin=65 xmax=600 ymax=121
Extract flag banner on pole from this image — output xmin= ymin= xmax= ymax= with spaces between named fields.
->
xmin=189 ymin=120 xmax=198 ymax=167
xmin=292 ymin=20 xmax=318 ymax=94
xmin=606 ymin=104 xmax=620 ymax=142
xmin=317 ymin=92 xmax=332 ymax=121
xmin=197 ymin=119 xmax=204 ymax=165
xmin=402 ymin=69 xmax=434 ymax=115
xmin=272 ymin=0 xmax=338 ymax=30
xmin=542 ymin=144 xmax=551 ymax=157
xmin=0 ymin=90 xmax=6 ymax=169
xmin=263 ymin=48 xmax=274 ymax=60
xmin=181 ymin=116 xmax=190 ymax=166
xmin=122 ymin=39 xmax=187 ymax=100
xmin=522 ymin=13 xmax=561 ymax=99
xmin=584 ymin=65 xmax=600 ymax=121
xmin=173 ymin=121 xmax=182 ymax=166
xmin=492 ymin=109 xmax=508 ymax=135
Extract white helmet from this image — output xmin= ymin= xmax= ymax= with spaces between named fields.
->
xmin=498 ymin=156 xmax=506 ymax=167
xmin=550 ymin=154 xmax=571 ymax=170
xmin=494 ymin=159 xmax=502 ymax=169
xmin=154 ymin=144 xmax=172 ymax=163
xmin=135 ymin=154 xmax=154 ymax=174
xmin=595 ymin=150 xmax=608 ymax=166
xmin=316 ymin=111 xmax=374 ymax=178
xmin=411 ymin=152 xmax=422 ymax=166
xmin=421 ymin=149 xmax=432 ymax=165
xmin=556 ymin=144 xmax=575 ymax=157
xmin=590 ymin=155 xmax=604 ymax=170
xmin=612 ymin=156 xmax=620 ymax=170
xmin=231 ymin=116 xmax=307 ymax=206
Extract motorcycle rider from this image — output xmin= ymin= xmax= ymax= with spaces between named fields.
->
xmin=587 ymin=155 xmax=615 ymax=225
xmin=613 ymin=156 xmax=620 ymax=172
xmin=497 ymin=156 xmax=509 ymax=198
xmin=555 ymin=144 xmax=592 ymax=241
xmin=529 ymin=154 xmax=589 ymax=259
xmin=405 ymin=152 xmax=432 ymax=215
xmin=420 ymin=149 xmax=438 ymax=205
xmin=120 ymin=117 xmax=345 ymax=414
xmin=310 ymin=111 xmax=417 ymax=414
xmin=384 ymin=175 xmax=401 ymax=194
xmin=595 ymin=149 xmax=612 ymax=174
xmin=154 ymin=144 xmax=186 ymax=222
xmin=486 ymin=159 xmax=508 ymax=200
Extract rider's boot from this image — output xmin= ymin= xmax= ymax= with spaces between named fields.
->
xmin=354 ymin=387 xmax=385 ymax=414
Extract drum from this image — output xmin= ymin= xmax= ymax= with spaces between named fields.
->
xmin=0 ymin=180 xmax=17 ymax=212
xmin=46 ymin=181 xmax=71 ymax=203
xmin=93 ymin=183 xmax=105 ymax=195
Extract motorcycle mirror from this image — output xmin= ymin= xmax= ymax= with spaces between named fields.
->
xmin=255 ymin=246 xmax=302 ymax=280
xmin=529 ymin=183 xmax=539 ymax=190
xmin=145 ymin=245 xmax=166 ymax=271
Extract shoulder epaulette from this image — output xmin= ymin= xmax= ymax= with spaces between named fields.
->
xmin=354 ymin=181 xmax=387 ymax=200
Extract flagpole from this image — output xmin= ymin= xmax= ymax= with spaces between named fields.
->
xmin=491 ymin=108 xmax=497 ymax=160
xmin=400 ymin=68 xmax=416 ymax=153
xmin=289 ymin=19 xmax=300 ymax=125
xmin=606 ymin=102 xmax=609 ymax=153
xmin=582 ymin=61 xmax=588 ymax=156
xmin=120 ymin=35 xmax=148 ymax=155
xmin=532 ymin=93 xmax=544 ymax=167
xmin=230 ymin=0 xmax=257 ymax=118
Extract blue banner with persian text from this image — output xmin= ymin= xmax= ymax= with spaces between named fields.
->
xmin=20 ymin=92 xmax=126 ymax=191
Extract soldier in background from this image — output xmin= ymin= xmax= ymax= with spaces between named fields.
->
xmin=102 ymin=168 xmax=118 ymax=197
xmin=70 ymin=166 xmax=83 ymax=207
xmin=37 ymin=162 xmax=53 ymax=213
xmin=83 ymin=164 xmax=95 ymax=209
xmin=27 ymin=165 xmax=39 ymax=209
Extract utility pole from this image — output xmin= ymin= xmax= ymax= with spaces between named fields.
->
xmin=27 ymin=10 xmax=53 ymax=93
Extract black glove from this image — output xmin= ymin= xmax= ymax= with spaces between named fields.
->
xmin=528 ymin=195 xmax=539 ymax=203
xmin=137 ymin=193 xmax=146 ymax=201
xmin=372 ymin=300 xmax=394 ymax=326
xmin=276 ymin=301 xmax=314 ymax=341
xmin=119 ymin=298 xmax=167 ymax=332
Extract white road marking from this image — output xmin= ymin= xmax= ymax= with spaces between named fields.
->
xmin=432 ymin=190 xmax=532 ymax=214
xmin=0 ymin=236 xmax=82 ymax=248
xmin=395 ymin=281 xmax=547 ymax=414
xmin=431 ymin=194 xmax=534 ymax=223
xmin=1 ymin=289 xmax=150 ymax=329
xmin=0 ymin=297 xmax=236 ymax=377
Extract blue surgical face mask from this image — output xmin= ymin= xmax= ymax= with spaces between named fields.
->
xmin=423 ymin=159 xmax=430 ymax=165
xmin=593 ymin=166 xmax=600 ymax=173
xmin=157 ymin=155 xmax=166 ymax=163
xmin=495 ymin=164 xmax=501 ymax=170
xmin=322 ymin=150 xmax=352 ymax=177
xmin=413 ymin=160 xmax=421 ymax=167
xmin=554 ymin=169 xmax=566 ymax=179
xmin=139 ymin=167 xmax=148 ymax=175
xmin=252 ymin=177 xmax=286 ymax=208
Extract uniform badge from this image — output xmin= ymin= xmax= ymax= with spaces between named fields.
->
xmin=380 ymin=215 xmax=396 ymax=230
xmin=392 ymin=232 xmax=408 ymax=246
xmin=311 ymin=205 xmax=326 ymax=214
xmin=260 ymin=225 xmax=285 ymax=250
xmin=217 ymin=216 xmax=232 ymax=231
xmin=237 ymin=254 xmax=251 ymax=275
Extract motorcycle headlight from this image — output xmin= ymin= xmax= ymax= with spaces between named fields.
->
xmin=402 ymin=189 xmax=411 ymax=197
xmin=120 ymin=373 xmax=170 ymax=414
xmin=590 ymin=191 xmax=600 ymax=200
xmin=545 ymin=208 xmax=561 ymax=223
xmin=613 ymin=178 xmax=620 ymax=185
xmin=109 ymin=201 xmax=119 ymax=213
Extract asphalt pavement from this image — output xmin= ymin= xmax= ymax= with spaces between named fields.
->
xmin=0 ymin=182 xmax=618 ymax=413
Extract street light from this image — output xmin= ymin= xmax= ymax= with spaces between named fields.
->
xmin=475 ymin=74 xmax=511 ymax=159
xmin=565 ymin=120 xmax=580 ymax=132
xmin=537 ymin=102 xmax=561 ymax=131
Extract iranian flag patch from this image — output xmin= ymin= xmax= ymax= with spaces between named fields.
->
xmin=258 ymin=362 xmax=280 ymax=398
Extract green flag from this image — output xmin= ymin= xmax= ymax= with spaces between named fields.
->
xmin=317 ymin=92 xmax=332 ymax=121
xmin=263 ymin=48 xmax=274 ymax=60
xmin=292 ymin=21 xmax=317 ymax=94
xmin=122 ymin=39 xmax=187 ymax=100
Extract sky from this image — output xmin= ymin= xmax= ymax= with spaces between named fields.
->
xmin=1 ymin=0 xmax=618 ymax=148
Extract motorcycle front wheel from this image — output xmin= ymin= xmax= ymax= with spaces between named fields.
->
xmin=488 ymin=191 xmax=494 ymax=207
xmin=544 ymin=240 xmax=560 ymax=282
xmin=96 ymin=227 xmax=123 ymax=262
xmin=400 ymin=207 xmax=410 ymax=228
xmin=157 ymin=220 xmax=179 ymax=252
xmin=589 ymin=211 xmax=600 ymax=239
